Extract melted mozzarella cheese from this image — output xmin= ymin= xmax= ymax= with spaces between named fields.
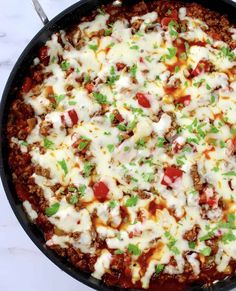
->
xmin=12 ymin=6 xmax=236 ymax=289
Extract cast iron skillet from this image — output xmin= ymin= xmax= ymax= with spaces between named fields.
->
xmin=0 ymin=0 xmax=236 ymax=290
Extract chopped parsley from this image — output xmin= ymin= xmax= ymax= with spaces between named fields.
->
xmin=114 ymin=249 xmax=124 ymax=255
xmin=165 ymin=231 xmax=180 ymax=255
xmin=21 ymin=141 xmax=28 ymax=147
xmin=83 ymin=162 xmax=94 ymax=177
xmin=60 ymin=60 xmax=70 ymax=71
xmin=155 ymin=264 xmax=164 ymax=275
xmin=93 ymin=92 xmax=109 ymax=104
xmin=222 ymin=230 xmax=236 ymax=244
xmin=54 ymin=94 xmax=66 ymax=104
xmin=43 ymin=138 xmax=55 ymax=150
xmin=68 ymin=101 xmax=77 ymax=106
xmin=107 ymin=144 xmax=115 ymax=153
xmin=117 ymin=123 xmax=127 ymax=131
xmin=70 ymin=194 xmax=78 ymax=205
xmin=109 ymin=200 xmax=117 ymax=208
xmin=125 ymin=195 xmax=138 ymax=207
xmin=231 ymin=128 xmax=236 ymax=135
xmin=168 ymin=20 xmax=178 ymax=37
xmin=206 ymin=83 xmax=212 ymax=90
xmin=45 ymin=202 xmax=60 ymax=217
xmin=124 ymin=146 xmax=130 ymax=152
xmin=143 ymin=172 xmax=154 ymax=182
xmin=105 ymin=28 xmax=112 ymax=36
xmin=210 ymin=95 xmax=216 ymax=104
xmin=199 ymin=231 xmax=215 ymax=242
xmin=200 ymin=246 xmax=211 ymax=256
xmin=58 ymin=159 xmax=68 ymax=176
xmin=135 ymin=31 xmax=144 ymax=37
xmin=78 ymin=184 xmax=86 ymax=196
xmin=78 ymin=141 xmax=89 ymax=151
xmin=176 ymin=155 xmax=186 ymax=166
xmin=130 ymin=45 xmax=139 ymax=50
xmin=166 ymin=47 xmax=177 ymax=59
xmin=220 ymin=141 xmax=226 ymax=148
xmin=88 ymin=44 xmax=98 ymax=52
xmin=156 ymin=137 xmax=165 ymax=148
xmin=175 ymin=65 xmax=180 ymax=73
xmin=136 ymin=138 xmax=146 ymax=149
xmin=188 ymin=241 xmax=196 ymax=249
xmin=222 ymin=171 xmax=236 ymax=177
xmin=209 ymin=126 xmax=219 ymax=134
xmin=219 ymin=46 xmax=235 ymax=61
xmin=128 ymin=243 xmax=141 ymax=256
xmin=107 ymin=66 xmax=120 ymax=85
xmin=130 ymin=64 xmax=137 ymax=78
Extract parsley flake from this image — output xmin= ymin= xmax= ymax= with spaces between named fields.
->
xmin=43 ymin=138 xmax=55 ymax=150
xmin=125 ymin=195 xmax=138 ymax=207
xmin=58 ymin=159 xmax=68 ymax=176
xmin=128 ymin=243 xmax=141 ymax=256
xmin=45 ymin=202 xmax=60 ymax=217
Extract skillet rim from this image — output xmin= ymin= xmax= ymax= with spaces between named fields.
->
xmin=0 ymin=0 xmax=236 ymax=290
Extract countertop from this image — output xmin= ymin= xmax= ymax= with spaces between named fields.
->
xmin=0 ymin=1 xmax=92 ymax=291
xmin=1 ymin=1 xmax=236 ymax=291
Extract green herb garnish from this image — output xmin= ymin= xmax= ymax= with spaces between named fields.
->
xmin=60 ymin=60 xmax=70 ymax=71
xmin=128 ymin=243 xmax=141 ymax=256
xmin=125 ymin=195 xmax=138 ymax=207
xmin=58 ymin=159 xmax=68 ymax=176
xmin=45 ymin=202 xmax=60 ymax=217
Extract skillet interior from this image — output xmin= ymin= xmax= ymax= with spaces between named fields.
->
xmin=0 ymin=0 xmax=236 ymax=290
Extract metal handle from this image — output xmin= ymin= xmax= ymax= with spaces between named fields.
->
xmin=112 ymin=0 xmax=123 ymax=6
xmin=32 ymin=0 xmax=49 ymax=25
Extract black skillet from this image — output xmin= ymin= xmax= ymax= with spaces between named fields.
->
xmin=0 ymin=0 xmax=236 ymax=290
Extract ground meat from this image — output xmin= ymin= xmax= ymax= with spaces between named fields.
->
xmin=39 ymin=120 xmax=53 ymax=136
xmin=190 ymin=164 xmax=203 ymax=192
xmin=183 ymin=224 xmax=200 ymax=242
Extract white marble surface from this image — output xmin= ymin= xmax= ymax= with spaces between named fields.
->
xmin=0 ymin=1 xmax=92 ymax=291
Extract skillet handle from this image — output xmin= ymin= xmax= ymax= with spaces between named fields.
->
xmin=112 ymin=0 xmax=123 ymax=6
xmin=32 ymin=0 xmax=49 ymax=25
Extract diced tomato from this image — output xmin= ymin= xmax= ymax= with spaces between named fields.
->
xmin=207 ymin=197 xmax=217 ymax=207
xmin=192 ymin=60 xmax=211 ymax=77
xmin=113 ymin=110 xmax=124 ymax=123
xmin=85 ymin=83 xmax=94 ymax=93
xmin=209 ymin=32 xmax=221 ymax=40
xmin=161 ymin=17 xmax=175 ymax=28
xmin=61 ymin=115 xmax=66 ymax=126
xmin=227 ymin=138 xmax=236 ymax=156
xmin=176 ymin=95 xmax=191 ymax=106
xmin=15 ymin=183 xmax=29 ymax=201
xmin=139 ymin=57 xmax=144 ymax=63
xmin=165 ymin=86 xmax=176 ymax=95
xmin=93 ymin=181 xmax=109 ymax=202
xmin=191 ymin=41 xmax=206 ymax=47
xmin=116 ymin=62 xmax=126 ymax=71
xmin=199 ymin=187 xmax=218 ymax=208
xmin=22 ymin=77 xmax=33 ymax=93
xmin=173 ymin=142 xmax=183 ymax=154
xmin=161 ymin=166 xmax=183 ymax=187
xmin=68 ymin=109 xmax=78 ymax=126
xmin=136 ymin=92 xmax=151 ymax=108
xmin=167 ymin=9 xmax=178 ymax=20
xmin=39 ymin=46 xmax=49 ymax=66
xmin=232 ymin=138 xmax=236 ymax=147
xmin=105 ymin=47 xmax=110 ymax=53
xmin=44 ymin=230 xmax=54 ymax=241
